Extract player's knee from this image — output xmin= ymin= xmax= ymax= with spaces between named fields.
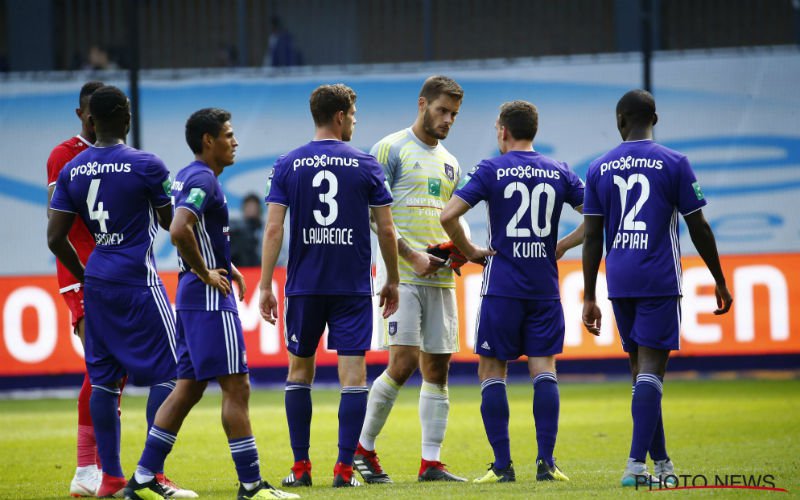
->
xmin=387 ymin=359 xmax=417 ymax=384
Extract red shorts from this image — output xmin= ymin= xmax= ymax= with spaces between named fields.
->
xmin=62 ymin=286 xmax=85 ymax=329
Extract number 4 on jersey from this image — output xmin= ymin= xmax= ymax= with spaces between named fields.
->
xmin=86 ymin=178 xmax=110 ymax=233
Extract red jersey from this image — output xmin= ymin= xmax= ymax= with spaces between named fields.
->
xmin=47 ymin=135 xmax=96 ymax=292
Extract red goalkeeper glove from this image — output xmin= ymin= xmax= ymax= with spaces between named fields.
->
xmin=426 ymin=241 xmax=468 ymax=276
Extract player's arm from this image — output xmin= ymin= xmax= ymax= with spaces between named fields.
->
xmin=230 ymin=263 xmax=246 ymax=301
xmin=555 ymin=205 xmax=584 ymax=260
xmin=371 ymin=205 xmax=400 ymax=318
xmin=581 ymin=214 xmax=604 ymax=336
xmin=47 ymin=209 xmax=85 ymax=283
xmin=398 ymin=238 xmax=445 ymax=277
xmin=258 ymin=203 xmax=287 ymax=324
xmin=683 ymin=209 xmax=732 ymax=314
xmin=440 ymin=196 xmax=494 ymax=264
xmin=170 ymin=207 xmax=230 ymax=296
xmin=155 ymin=203 xmax=173 ymax=231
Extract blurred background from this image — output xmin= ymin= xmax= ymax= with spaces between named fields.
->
xmin=0 ymin=0 xmax=798 ymax=389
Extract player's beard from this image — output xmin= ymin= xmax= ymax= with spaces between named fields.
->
xmin=422 ymin=107 xmax=449 ymax=140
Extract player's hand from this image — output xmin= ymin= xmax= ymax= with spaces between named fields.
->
xmin=378 ymin=282 xmax=399 ymax=319
xmin=714 ymin=283 xmax=733 ymax=315
xmin=464 ymin=246 xmax=496 ymax=267
xmin=582 ymin=298 xmax=602 ymax=336
xmin=195 ymin=268 xmax=231 ymax=297
xmin=231 ymin=267 xmax=246 ymax=301
xmin=410 ymin=250 xmax=445 ymax=277
xmin=259 ymin=287 xmax=279 ymax=324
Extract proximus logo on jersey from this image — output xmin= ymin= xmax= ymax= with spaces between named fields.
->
xmin=496 ymin=165 xmax=560 ymax=181
xmin=292 ymin=155 xmax=359 ymax=171
xmin=70 ymin=161 xmax=131 ymax=180
xmin=600 ymin=156 xmax=663 ymax=175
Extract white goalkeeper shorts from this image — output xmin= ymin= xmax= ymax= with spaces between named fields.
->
xmin=380 ymin=283 xmax=459 ymax=354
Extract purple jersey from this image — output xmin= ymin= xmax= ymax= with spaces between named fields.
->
xmin=454 ymin=151 xmax=584 ymax=299
xmin=266 ymin=140 xmax=392 ymax=296
xmin=172 ymin=161 xmax=236 ymax=312
xmin=50 ymin=144 xmax=172 ymax=286
xmin=583 ymin=140 xmax=707 ymax=298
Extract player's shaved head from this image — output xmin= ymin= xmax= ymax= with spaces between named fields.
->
xmin=186 ymin=108 xmax=232 ymax=154
xmin=616 ymin=89 xmax=656 ymax=127
xmin=310 ymin=84 xmax=356 ymax=127
xmin=79 ymin=81 xmax=104 ymax=109
xmin=88 ymin=85 xmax=130 ymax=139
xmin=498 ymin=100 xmax=538 ymax=141
xmin=420 ymin=75 xmax=463 ymax=103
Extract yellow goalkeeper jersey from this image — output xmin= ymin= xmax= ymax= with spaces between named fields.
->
xmin=372 ymin=128 xmax=461 ymax=288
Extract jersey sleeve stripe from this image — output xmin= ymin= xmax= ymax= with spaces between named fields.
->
xmin=49 ymin=207 xmax=78 ymax=214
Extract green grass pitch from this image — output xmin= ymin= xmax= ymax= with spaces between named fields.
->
xmin=1 ymin=378 xmax=798 ymax=499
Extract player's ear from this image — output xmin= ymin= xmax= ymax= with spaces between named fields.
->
xmin=418 ymin=96 xmax=427 ymax=113
xmin=75 ymin=107 xmax=82 ymax=119
xmin=652 ymin=113 xmax=658 ymax=126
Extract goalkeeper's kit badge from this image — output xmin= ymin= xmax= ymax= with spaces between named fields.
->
xmin=444 ymin=163 xmax=455 ymax=180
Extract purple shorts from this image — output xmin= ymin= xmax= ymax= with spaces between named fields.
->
xmin=83 ymin=278 xmax=177 ymax=386
xmin=175 ymin=309 xmax=248 ymax=381
xmin=474 ymin=296 xmax=565 ymax=360
xmin=611 ymin=296 xmax=681 ymax=352
xmin=284 ymin=295 xmax=372 ymax=357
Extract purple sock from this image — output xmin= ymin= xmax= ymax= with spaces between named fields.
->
xmin=337 ymin=386 xmax=368 ymax=465
xmin=229 ymin=436 xmax=261 ymax=484
xmin=285 ymin=382 xmax=312 ymax=462
xmin=137 ymin=425 xmax=176 ymax=475
xmin=90 ymin=385 xmax=124 ymax=477
xmin=532 ymin=372 xmax=559 ymax=467
xmin=630 ymin=374 xmax=663 ymax=462
xmin=146 ymin=381 xmax=174 ymax=432
xmin=480 ymin=378 xmax=511 ymax=470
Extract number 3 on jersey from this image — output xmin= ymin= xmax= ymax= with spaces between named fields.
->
xmin=312 ymin=170 xmax=338 ymax=226
xmin=86 ymin=178 xmax=110 ymax=233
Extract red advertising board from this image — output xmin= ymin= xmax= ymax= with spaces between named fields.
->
xmin=1 ymin=254 xmax=798 ymax=376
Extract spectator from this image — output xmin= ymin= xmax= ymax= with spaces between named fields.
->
xmin=263 ymin=16 xmax=302 ymax=67
xmin=230 ymin=193 xmax=263 ymax=267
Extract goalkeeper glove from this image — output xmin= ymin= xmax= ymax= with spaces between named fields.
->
xmin=426 ymin=241 xmax=468 ymax=276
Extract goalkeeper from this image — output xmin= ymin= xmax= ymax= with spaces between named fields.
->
xmin=354 ymin=76 xmax=469 ymax=484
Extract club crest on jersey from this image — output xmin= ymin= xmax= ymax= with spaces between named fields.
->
xmin=388 ymin=321 xmax=398 ymax=336
xmin=444 ymin=163 xmax=455 ymax=181
xmin=186 ymin=187 xmax=206 ymax=209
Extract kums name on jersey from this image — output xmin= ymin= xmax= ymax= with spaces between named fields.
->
xmin=599 ymin=156 xmax=663 ymax=175
xmin=513 ymin=241 xmax=547 ymax=258
xmin=292 ymin=155 xmax=360 ymax=171
xmin=70 ymin=161 xmax=131 ymax=180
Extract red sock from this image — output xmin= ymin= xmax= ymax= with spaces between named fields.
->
xmin=77 ymin=373 xmax=97 ymax=468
